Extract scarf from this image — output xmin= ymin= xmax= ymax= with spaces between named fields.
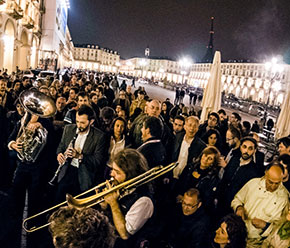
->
xmin=278 ymin=221 xmax=290 ymax=240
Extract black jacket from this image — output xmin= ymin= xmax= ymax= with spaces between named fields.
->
xmin=219 ymin=156 xmax=260 ymax=208
xmin=165 ymin=206 xmax=210 ymax=248
xmin=137 ymin=137 xmax=166 ymax=168
xmin=172 ymin=132 xmax=206 ymax=166
xmin=56 ymin=124 xmax=108 ymax=191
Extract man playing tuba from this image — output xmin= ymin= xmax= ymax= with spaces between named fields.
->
xmin=7 ymin=90 xmax=55 ymax=248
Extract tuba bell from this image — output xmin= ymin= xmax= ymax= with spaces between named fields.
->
xmin=16 ymin=88 xmax=56 ymax=163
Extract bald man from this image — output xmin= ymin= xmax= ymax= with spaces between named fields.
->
xmin=231 ymin=162 xmax=289 ymax=248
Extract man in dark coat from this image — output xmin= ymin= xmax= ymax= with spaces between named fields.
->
xmin=56 ymin=105 xmax=108 ymax=202
xmin=137 ymin=116 xmax=166 ymax=168
xmin=159 ymin=188 xmax=210 ymax=248
xmin=218 ymin=137 xmax=260 ymax=216
xmin=171 ymin=116 xmax=206 ymax=179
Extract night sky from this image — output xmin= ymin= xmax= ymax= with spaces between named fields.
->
xmin=68 ymin=0 xmax=290 ymax=63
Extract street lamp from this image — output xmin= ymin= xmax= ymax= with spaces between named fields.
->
xmin=178 ymin=57 xmax=192 ymax=84
xmin=264 ymin=57 xmax=284 ymax=120
xmin=138 ymin=59 xmax=147 ymax=78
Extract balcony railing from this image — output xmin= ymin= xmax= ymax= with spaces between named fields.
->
xmin=5 ymin=1 xmax=23 ymax=20
xmin=22 ymin=16 xmax=34 ymax=29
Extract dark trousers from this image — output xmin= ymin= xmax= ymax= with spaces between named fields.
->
xmin=11 ymin=161 xmax=52 ymax=248
xmin=55 ymin=165 xmax=81 ymax=203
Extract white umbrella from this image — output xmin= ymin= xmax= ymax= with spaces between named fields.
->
xmin=200 ymin=51 xmax=222 ymax=123
xmin=275 ymin=90 xmax=290 ymax=139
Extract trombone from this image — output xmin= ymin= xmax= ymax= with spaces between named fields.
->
xmin=22 ymin=162 xmax=178 ymax=233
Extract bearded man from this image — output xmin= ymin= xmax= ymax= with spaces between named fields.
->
xmin=56 ymin=104 xmax=107 ymax=202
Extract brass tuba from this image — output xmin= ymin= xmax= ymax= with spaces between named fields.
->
xmin=16 ymin=88 xmax=56 ymax=163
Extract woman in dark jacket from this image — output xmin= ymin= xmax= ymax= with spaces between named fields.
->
xmin=160 ymin=101 xmax=171 ymax=125
xmin=176 ymin=146 xmax=221 ymax=215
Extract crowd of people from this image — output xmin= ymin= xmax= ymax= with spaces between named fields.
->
xmin=0 ymin=68 xmax=290 ymax=248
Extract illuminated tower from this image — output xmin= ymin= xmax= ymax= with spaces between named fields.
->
xmin=145 ymin=46 xmax=150 ymax=58
xmin=202 ymin=17 xmax=215 ymax=63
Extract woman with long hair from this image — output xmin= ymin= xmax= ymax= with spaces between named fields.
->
xmin=214 ymin=214 xmax=247 ymax=248
xmin=203 ymin=128 xmax=222 ymax=151
xmin=107 ymin=117 xmax=130 ymax=167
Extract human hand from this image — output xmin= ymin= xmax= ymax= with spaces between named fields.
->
xmin=57 ymin=153 xmax=66 ymax=165
xmin=176 ymin=194 xmax=183 ymax=203
xmin=11 ymin=140 xmax=23 ymax=153
xmin=236 ymin=206 xmax=246 ymax=220
xmin=65 ymin=147 xmax=79 ymax=159
xmin=219 ymin=156 xmax=227 ymax=168
xmin=252 ymin=218 xmax=267 ymax=229
xmin=26 ymin=122 xmax=42 ymax=132
xmin=103 ymin=180 xmax=119 ymax=206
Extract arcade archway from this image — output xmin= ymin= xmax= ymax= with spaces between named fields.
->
xmin=3 ymin=19 xmax=15 ymax=73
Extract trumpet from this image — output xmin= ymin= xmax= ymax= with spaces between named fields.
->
xmin=22 ymin=162 xmax=178 ymax=233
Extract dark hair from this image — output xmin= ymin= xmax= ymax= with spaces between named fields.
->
xmin=77 ymin=104 xmax=95 ymax=121
xmin=111 ymin=117 xmax=127 ymax=138
xmin=174 ymin=115 xmax=185 ymax=123
xmin=240 ymin=136 xmax=258 ymax=149
xmin=89 ymin=92 xmax=97 ymax=99
xmin=100 ymin=107 xmax=115 ymax=121
xmin=143 ymin=116 xmax=163 ymax=138
xmin=218 ymin=109 xmax=226 ymax=115
xmin=221 ymin=214 xmax=247 ymax=248
xmin=77 ymin=91 xmax=89 ymax=101
xmin=49 ymin=207 xmax=115 ymax=248
xmin=228 ymin=124 xmax=241 ymax=140
xmin=185 ymin=188 xmax=201 ymax=203
xmin=209 ymin=112 xmax=220 ymax=125
xmin=242 ymin=121 xmax=251 ymax=131
xmin=231 ymin=112 xmax=241 ymax=121
xmin=97 ymin=86 xmax=104 ymax=95
xmin=278 ymin=154 xmax=290 ymax=168
xmin=70 ymin=87 xmax=79 ymax=94
xmin=278 ymin=137 xmax=290 ymax=148
xmin=112 ymin=148 xmax=149 ymax=180
xmin=203 ymin=128 xmax=222 ymax=148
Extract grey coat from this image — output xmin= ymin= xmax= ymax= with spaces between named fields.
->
xmin=56 ymin=124 xmax=108 ymax=191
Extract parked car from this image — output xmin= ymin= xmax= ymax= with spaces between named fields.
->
xmin=248 ymin=104 xmax=265 ymax=116
xmin=22 ymin=70 xmax=36 ymax=80
xmin=36 ymin=70 xmax=55 ymax=83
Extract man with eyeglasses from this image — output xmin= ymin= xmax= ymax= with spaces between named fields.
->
xmin=157 ymin=188 xmax=210 ymax=248
xmin=224 ymin=124 xmax=242 ymax=161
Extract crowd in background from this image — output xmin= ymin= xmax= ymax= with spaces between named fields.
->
xmin=0 ymin=68 xmax=290 ymax=248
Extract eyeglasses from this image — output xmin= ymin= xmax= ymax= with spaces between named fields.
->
xmin=226 ymin=137 xmax=234 ymax=142
xmin=181 ymin=201 xmax=199 ymax=209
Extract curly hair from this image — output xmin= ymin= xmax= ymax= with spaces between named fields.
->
xmin=49 ymin=207 xmax=116 ymax=248
xmin=223 ymin=214 xmax=247 ymax=248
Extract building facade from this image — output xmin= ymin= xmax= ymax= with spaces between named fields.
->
xmin=0 ymin=0 xmax=43 ymax=73
xmin=39 ymin=0 xmax=74 ymax=70
xmin=73 ymin=44 xmax=120 ymax=72
xmin=120 ymin=57 xmax=290 ymax=106
xmin=0 ymin=0 xmax=74 ymax=73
